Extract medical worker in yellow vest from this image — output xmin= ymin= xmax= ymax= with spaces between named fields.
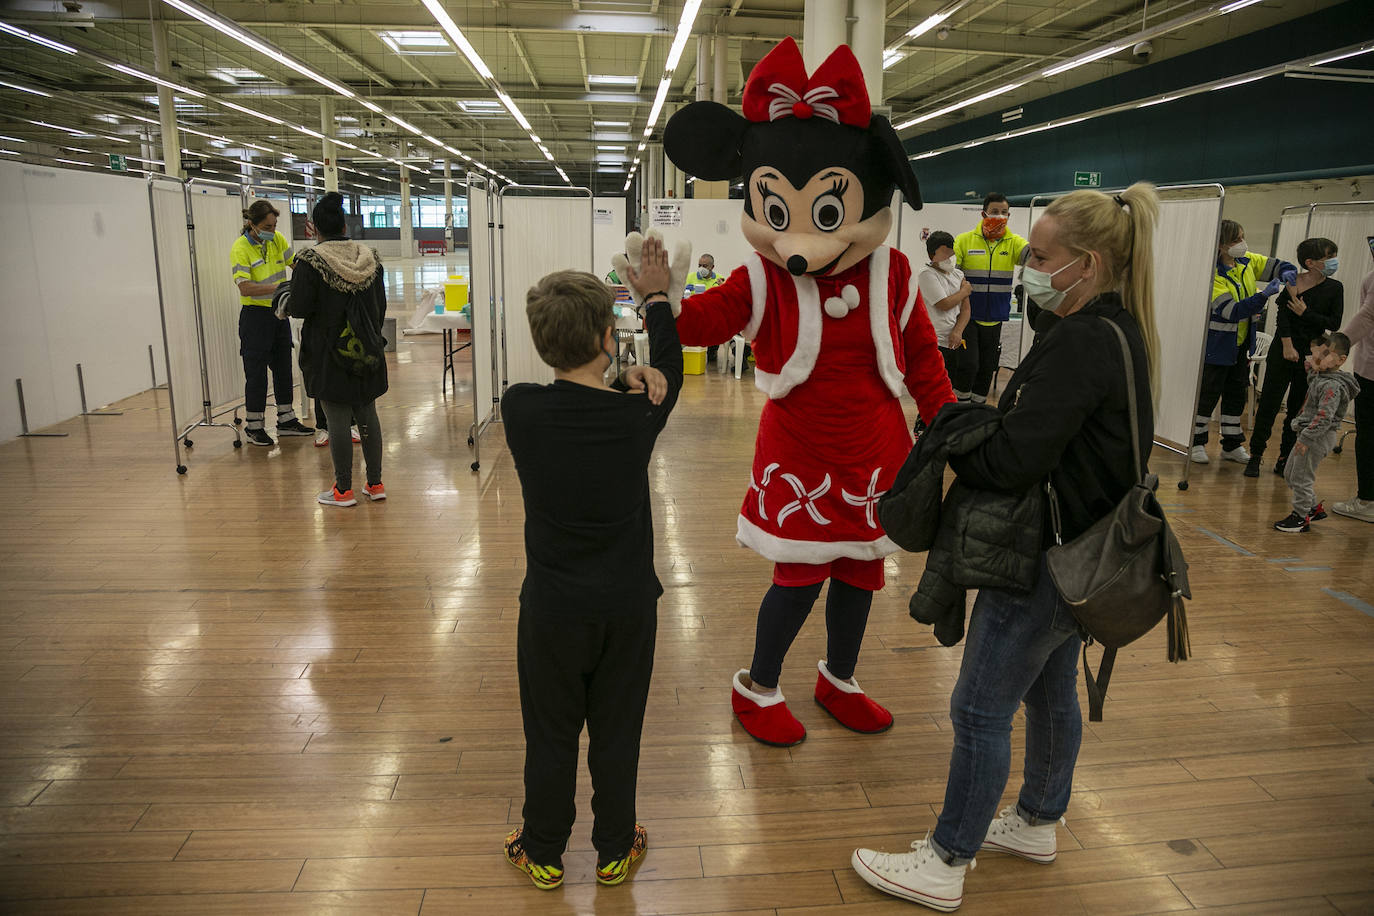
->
xmin=231 ymin=200 xmax=314 ymax=447
xmin=1191 ymin=219 xmax=1296 ymax=465
xmin=952 ymin=193 xmax=1028 ymax=403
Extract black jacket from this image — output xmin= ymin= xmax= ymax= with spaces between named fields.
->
xmin=879 ymin=404 xmax=1043 ymax=646
xmin=288 ymin=240 xmax=389 ymax=405
xmin=951 ymin=292 xmax=1154 ymax=546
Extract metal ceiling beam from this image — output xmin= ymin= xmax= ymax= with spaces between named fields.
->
xmin=54 ymin=81 xmax=650 ymax=106
xmin=507 ymin=29 xmax=541 ymax=91
xmin=301 ymin=28 xmax=395 ymax=89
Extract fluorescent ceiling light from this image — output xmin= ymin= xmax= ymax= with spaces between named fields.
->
xmin=594 ymin=120 xmax=630 ymax=128
xmin=0 ymin=21 xmax=78 ymax=54
xmin=1136 ymin=95 xmax=1177 ymax=108
xmin=210 ymin=67 xmax=267 ymax=84
xmin=1210 ymin=74 xmax=1266 ymax=91
xmin=0 ymin=149 xmax=19 ymax=156
xmin=496 ymin=91 xmax=533 ymax=132
xmin=1042 ymin=45 xmax=1125 ymax=77
xmin=458 ymin=100 xmax=503 ymax=114
xmin=378 ymin=30 xmax=453 ymax=55
xmin=644 ymin=77 xmax=672 ymax=136
xmin=895 ymin=81 xmax=1025 ymax=130
xmin=882 ymin=51 xmax=905 ymax=70
xmin=0 ymin=134 xmax=26 ymax=143
xmin=596 ymin=145 xmax=626 ymax=151
xmin=54 ymin=157 xmax=97 ymax=167
xmin=420 ymin=0 xmax=494 ymax=79
xmin=1219 ymin=0 xmax=1264 ymax=12
xmin=1308 ymin=45 xmax=1374 ymax=66
xmin=588 ymin=74 xmax=639 ymax=86
xmin=905 ymin=11 xmax=952 ymax=40
xmin=912 ymin=150 xmax=940 ymax=159
xmin=0 ymin=78 xmax=50 ymax=97
xmin=112 ymin=64 xmax=205 ymax=98
xmin=663 ymin=0 xmax=703 ymax=72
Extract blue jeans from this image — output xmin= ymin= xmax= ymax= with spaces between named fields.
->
xmin=931 ymin=555 xmax=1083 ymax=863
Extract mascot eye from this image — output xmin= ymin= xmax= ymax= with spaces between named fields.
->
xmin=812 ymin=193 xmax=845 ymax=232
xmin=761 ymin=192 xmax=790 ymax=231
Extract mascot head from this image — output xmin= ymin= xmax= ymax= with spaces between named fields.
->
xmin=664 ymin=37 xmax=921 ymax=278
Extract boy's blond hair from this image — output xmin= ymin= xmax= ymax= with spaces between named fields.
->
xmin=526 ymin=270 xmax=615 ymax=370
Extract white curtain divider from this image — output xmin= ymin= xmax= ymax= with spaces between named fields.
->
xmin=193 ymin=188 xmax=262 ymax=420
xmin=150 ymin=183 xmax=203 ymax=440
xmin=592 ymin=196 xmax=627 ymax=277
xmin=1305 ymin=202 xmax=1374 ymax=320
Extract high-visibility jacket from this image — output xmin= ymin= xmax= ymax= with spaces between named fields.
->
xmin=1206 ymin=253 xmax=1294 ymax=366
xmin=231 ymin=230 xmax=295 ymax=307
xmin=686 ymin=272 xmax=726 ymax=296
xmin=953 ymin=224 xmax=1027 ymax=323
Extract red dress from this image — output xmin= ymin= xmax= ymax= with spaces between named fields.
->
xmin=676 ymin=247 xmax=954 ymax=589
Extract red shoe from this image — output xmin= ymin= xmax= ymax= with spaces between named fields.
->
xmin=731 ymin=669 xmax=806 ymax=747
xmin=814 ymin=660 xmax=893 ymax=734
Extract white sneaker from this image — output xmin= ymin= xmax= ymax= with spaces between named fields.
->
xmin=1331 ymin=497 xmax=1374 ymax=523
xmin=314 ymin=429 xmax=330 ymax=447
xmin=980 ymin=805 xmax=1062 ymax=863
xmin=1221 ymin=444 xmax=1251 ymax=463
xmin=1189 ymin=445 xmax=1210 ymax=465
xmin=351 ymin=426 xmax=362 ymax=444
xmin=851 ymin=835 xmax=972 ymax=912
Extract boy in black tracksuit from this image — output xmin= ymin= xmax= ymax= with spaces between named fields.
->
xmin=500 ymin=254 xmax=682 ymax=890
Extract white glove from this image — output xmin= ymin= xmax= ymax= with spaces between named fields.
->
xmin=611 ymin=229 xmax=692 ymax=317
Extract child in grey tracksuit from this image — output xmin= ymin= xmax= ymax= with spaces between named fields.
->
xmin=1275 ymin=332 xmax=1361 ymax=532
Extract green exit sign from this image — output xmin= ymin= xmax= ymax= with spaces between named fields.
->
xmin=108 ymin=154 xmax=128 ymax=172
xmin=1074 ymin=170 xmax=1101 ymax=188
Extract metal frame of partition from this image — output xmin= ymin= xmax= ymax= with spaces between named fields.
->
xmin=465 ymin=183 xmax=594 ymax=471
xmin=1028 ymin=183 xmax=1226 ymax=491
xmin=147 ymin=174 xmax=243 ymax=475
xmin=465 ymin=173 xmax=497 ymax=471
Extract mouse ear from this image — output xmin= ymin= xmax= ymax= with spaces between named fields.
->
xmin=869 ymin=114 xmax=922 ymax=210
xmin=665 ymin=101 xmax=749 ymax=181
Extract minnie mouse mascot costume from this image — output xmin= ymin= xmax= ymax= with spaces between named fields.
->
xmin=614 ymin=38 xmax=953 ymax=747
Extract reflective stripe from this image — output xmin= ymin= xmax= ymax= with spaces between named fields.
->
xmin=969 ymin=282 xmax=993 ymax=293
xmin=249 ymin=258 xmax=266 ymax=268
xmin=262 ymin=269 xmax=288 ymax=284
xmin=1209 ymin=320 xmax=1237 ymax=333
xmin=232 ymin=263 xmax=253 ymax=275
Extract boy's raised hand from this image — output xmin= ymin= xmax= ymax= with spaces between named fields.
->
xmin=626 ymin=234 xmax=672 ymax=297
xmin=624 ymin=365 xmax=667 ymax=404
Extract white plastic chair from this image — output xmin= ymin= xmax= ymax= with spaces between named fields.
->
xmin=719 ymin=334 xmax=748 ymax=379
xmin=1248 ymin=331 xmax=1273 ymax=425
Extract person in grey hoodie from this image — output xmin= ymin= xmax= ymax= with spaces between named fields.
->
xmin=1274 ymin=332 xmax=1361 ymax=533
xmin=286 ymin=192 xmax=389 ymax=507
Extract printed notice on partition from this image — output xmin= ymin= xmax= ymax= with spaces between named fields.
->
xmin=594 ymin=207 xmax=615 ymax=225
xmin=650 ymin=201 xmax=682 ymax=227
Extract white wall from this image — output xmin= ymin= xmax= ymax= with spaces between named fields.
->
xmin=0 ymin=161 xmax=167 ymax=441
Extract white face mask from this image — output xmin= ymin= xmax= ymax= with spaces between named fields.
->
xmin=1022 ymin=258 xmax=1084 ymax=313
xmin=1226 ymin=241 xmax=1247 ymax=259
xmin=940 ymin=257 xmax=956 ymax=271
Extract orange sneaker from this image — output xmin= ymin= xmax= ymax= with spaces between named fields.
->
xmin=363 ymin=482 xmax=386 ymax=501
xmin=317 ymin=486 xmax=356 ymax=507
xmin=596 ymin=823 xmax=647 ymax=886
xmin=504 ymin=826 xmax=564 ymax=890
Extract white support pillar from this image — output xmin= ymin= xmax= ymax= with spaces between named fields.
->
xmin=674 ymin=160 xmax=686 ymax=200
xmin=696 ymin=37 xmax=711 ymax=102
xmin=802 ymin=0 xmax=847 ymax=73
xmin=400 ymin=164 xmax=413 ymax=258
xmin=150 ymin=16 xmax=181 ymax=179
xmin=647 ymin=145 xmax=663 ymax=202
xmin=804 ymin=0 xmax=882 ymax=104
xmin=851 ymin=0 xmax=885 ymax=105
xmin=320 ymin=98 xmax=339 ymax=192
xmin=443 ymin=159 xmax=453 ymax=245
xmin=665 ymin=157 xmax=677 ymax=199
xmin=713 ymin=34 xmax=728 ymax=104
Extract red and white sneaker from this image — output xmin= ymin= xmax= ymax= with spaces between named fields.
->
xmin=350 ymin=426 xmax=362 ymax=444
xmin=363 ymin=482 xmax=386 ymax=501
xmin=317 ymin=485 xmax=356 ymax=507
xmin=814 ymin=660 xmax=893 ymax=734
xmin=731 ymin=669 xmax=805 ymax=747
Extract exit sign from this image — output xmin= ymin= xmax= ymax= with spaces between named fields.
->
xmin=1074 ymin=170 xmax=1101 ymax=188
xmin=108 ymin=154 xmax=127 ymax=172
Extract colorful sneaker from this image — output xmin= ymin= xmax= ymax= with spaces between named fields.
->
xmin=317 ymin=486 xmax=357 ymax=508
xmin=504 ymin=826 xmax=564 ymax=891
xmin=277 ymin=418 xmax=315 ymax=437
xmin=1273 ymin=511 xmax=1309 ymax=533
xmin=980 ymin=805 xmax=1062 ymax=863
xmin=350 ymin=426 xmax=362 ymax=444
xmin=814 ymin=660 xmax=893 ymax=734
xmin=363 ymin=482 xmax=386 ymax=502
xmin=596 ymin=823 xmax=647 ymax=886
xmin=1309 ymin=502 xmax=1327 ymax=522
xmin=731 ymin=669 xmax=805 ymax=747
xmin=852 ymin=834 xmax=972 ymax=911
xmin=245 ymin=427 xmax=274 ymax=447
xmin=314 ymin=429 xmax=330 ymax=447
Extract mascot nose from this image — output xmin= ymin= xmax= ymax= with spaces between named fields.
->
xmin=786 ymin=254 xmax=808 ymax=276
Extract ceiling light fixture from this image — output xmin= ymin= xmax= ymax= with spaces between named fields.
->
xmin=0 ymin=77 xmax=51 ymax=97
xmin=0 ymin=20 xmax=77 ymax=54
xmin=419 ymin=0 xmax=493 ymax=79
xmin=1042 ymin=45 xmax=1125 ymax=77
xmin=895 ymin=81 xmax=1026 ymax=130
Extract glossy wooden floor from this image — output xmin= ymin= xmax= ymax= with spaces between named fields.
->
xmin=1 ymin=325 xmax=1372 ymax=914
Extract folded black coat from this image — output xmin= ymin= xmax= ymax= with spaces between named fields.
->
xmin=878 ymin=403 xmax=1043 ymax=647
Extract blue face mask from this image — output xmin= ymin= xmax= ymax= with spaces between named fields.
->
xmin=1320 ymin=257 xmax=1338 ymax=277
xmin=255 ymin=229 xmax=274 ymax=244
xmin=697 ymin=267 xmax=713 ymax=280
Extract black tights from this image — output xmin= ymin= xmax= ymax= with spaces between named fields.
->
xmin=749 ymin=579 xmax=874 ymax=689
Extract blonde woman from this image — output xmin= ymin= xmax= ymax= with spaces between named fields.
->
xmin=852 ymin=183 xmax=1162 ymax=911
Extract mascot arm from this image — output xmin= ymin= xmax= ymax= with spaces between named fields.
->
xmin=899 ymin=290 xmax=957 ymax=420
xmin=676 ymin=265 xmax=755 ymax=347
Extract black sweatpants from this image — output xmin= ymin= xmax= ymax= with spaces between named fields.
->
xmin=954 ymin=322 xmax=1002 ymax=402
xmin=517 ymin=605 xmax=657 ymax=866
xmin=238 ymin=305 xmax=294 ymax=428
xmin=1248 ymin=355 xmax=1308 ymax=461
xmin=1194 ymin=351 xmax=1250 ymax=449
xmin=748 ymin=580 xmax=873 ymax=689
xmin=320 ymin=400 xmax=382 ymax=492
xmin=1357 ymin=373 xmax=1373 ymax=501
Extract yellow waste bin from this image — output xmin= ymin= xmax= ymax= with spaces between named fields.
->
xmin=444 ymin=275 xmax=469 ymax=312
xmin=683 ymin=346 xmax=707 ymax=375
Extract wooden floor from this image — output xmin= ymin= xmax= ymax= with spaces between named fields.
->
xmin=1 ymin=325 xmax=1372 ymax=914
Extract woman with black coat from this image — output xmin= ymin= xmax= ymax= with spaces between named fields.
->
xmin=287 ymin=192 xmax=389 ymax=507
xmin=852 ymin=183 xmax=1161 ymax=911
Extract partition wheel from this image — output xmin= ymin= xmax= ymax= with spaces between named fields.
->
xmin=176 ymin=465 xmax=187 ymax=475
xmin=470 ymin=461 xmax=480 ymax=471
xmin=232 ymin=438 xmax=242 ymax=449
xmin=467 ymin=435 xmax=474 ymax=447
xmin=1177 ymin=480 xmax=1189 ymax=490
xmin=233 ymin=416 xmax=242 ymax=426
xmin=183 ymin=437 xmax=194 ymax=448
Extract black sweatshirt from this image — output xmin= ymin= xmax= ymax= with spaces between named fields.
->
xmin=949 ymin=292 xmax=1153 ymax=545
xmin=502 ymin=301 xmax=684 ymax=616
xmin=1271 ymin=277 xmax=1344 ymax=360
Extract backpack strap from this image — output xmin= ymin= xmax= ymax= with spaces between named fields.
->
xmin=1082 ymin=643 xmax=1115 ymax=723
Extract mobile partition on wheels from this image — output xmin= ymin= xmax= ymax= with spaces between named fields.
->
xmin=464 ymin=182 xmax=595 ymax=470
xmin=1024 ymin=184 xmax=1226 ymax=490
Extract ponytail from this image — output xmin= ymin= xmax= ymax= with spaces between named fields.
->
xmin=1044 ymin=181 xmax=1161 ymax=401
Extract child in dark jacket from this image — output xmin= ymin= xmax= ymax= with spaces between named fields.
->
xmin=499 ymin=240 xmax=682 ymax=891
xmin=1274 ymin=332 xmax=1362 ymax=532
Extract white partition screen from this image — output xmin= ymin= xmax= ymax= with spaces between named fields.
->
xmin=1307 ymin=203 xmax=1374 ymax=320
xmin=150 ymin=184 xmax=203 ymax=438
xmin=1023 ymin=186 xmax=1224 ymax=453
xmin=498 ymin=193 xmax=594 ymax=386
xmin=193 ymin=190 xmax=260 ymax=418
